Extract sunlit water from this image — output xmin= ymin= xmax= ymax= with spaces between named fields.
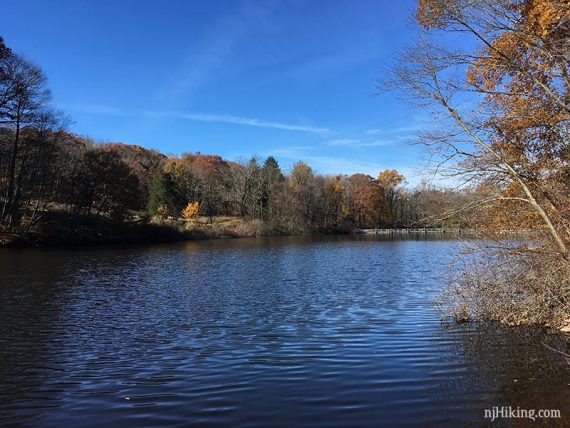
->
xmin=1 ymin=236 xmax=568 ymax=427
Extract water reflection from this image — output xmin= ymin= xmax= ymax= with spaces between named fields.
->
xmin=0 ymin=237 xmax=568 ymax=427
xmin=449 ymin=322 xmax=570 ymax=419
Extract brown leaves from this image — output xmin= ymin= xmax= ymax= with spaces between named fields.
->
xmin=523 ymin=0 xmax=570 ymax=40
xmin=377 ymin=169 xmax=405 ymax=193
xmin=416 ymin=0 xmax=457 ymax=27
xmin=404 ymin=0 xmax=570 ymax=253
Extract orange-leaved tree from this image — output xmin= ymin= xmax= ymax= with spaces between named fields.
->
xmin=392 ymin=0 xmax=569 ymax=256
xmin=391 ymin=0 xmax=570 ymax=327
xmin=181 ymin=201 xmax=200 ymax=220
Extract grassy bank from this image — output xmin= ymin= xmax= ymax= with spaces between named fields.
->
xmin=0 ymin=213 xmax=310 ymax=248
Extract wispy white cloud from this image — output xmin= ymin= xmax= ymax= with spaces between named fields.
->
xmin=323 ymin=117 xmax=432 ymax=150
xmin=61 ymin=103 xmax=329 ymax=134
xmin=146 ymin=111 xmax=329 ymax=133
xmin=365 ymin=112 xmax=432 ymax=138
xmin=326 ymin=138 xmax=361 ymax=146
xmin=385 ymin=124 xmax=425 ymax=134
xmin=326 ymin=138 xmax=393 ymax=147
xmin=265 ymin=145 xmax=423 ymax=183
xmin=365 ymin=124 xmax=424 ymax=137
xmin=297 ymin=155 xmax=388 ymax=176
xmin=274 ymin=152 xmax=422 ymax=182
xmin=269 ymin=145 xmax=319 ymax=157
xmin=268 ymin=150 xmax=388 ymax=176
xmin=359 ymin=140 xmax=393 ymax=147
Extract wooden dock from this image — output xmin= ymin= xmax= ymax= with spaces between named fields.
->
xmin=353 ymin=227 xmax=468 ymax=235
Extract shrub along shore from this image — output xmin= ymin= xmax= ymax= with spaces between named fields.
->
xmin=0 ymin=214 xmax=345 ymax=248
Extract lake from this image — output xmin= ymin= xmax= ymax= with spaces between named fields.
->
xmin=0 ymin=236 xmax=568 ymax=427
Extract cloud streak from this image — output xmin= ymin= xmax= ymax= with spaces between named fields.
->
xmin=326 ymin=138 xmax=393 ymax=147
xmin=268 ymin=150 xmax=422 ymax=183
xmin=146 ymin=111 xmax=329 ymax=133
xmin=62 ymin=103 xmax=329 ymax=134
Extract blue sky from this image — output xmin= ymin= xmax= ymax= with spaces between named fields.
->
xmin=3 ymin=0 xmax=429 ymax=182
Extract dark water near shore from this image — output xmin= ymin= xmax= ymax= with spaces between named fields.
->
xmin=0 ymin=236 xmax=568 ymax=427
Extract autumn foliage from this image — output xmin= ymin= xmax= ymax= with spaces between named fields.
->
xmin=181 ymin=202 xmax=200 ymax=220
xmin=401 ymin=0 xmax=570 ymax=327
xmin=0 ymin=34 xmax=476 ymax=242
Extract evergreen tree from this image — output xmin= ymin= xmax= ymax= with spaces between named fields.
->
xmin=260 ymin=156 xmax=283 ymax=220
xmin=147 ymin=170 xmax=185 ymax=216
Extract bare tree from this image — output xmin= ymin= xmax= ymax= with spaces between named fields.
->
xmin=385 ymin=0 xmax=569 ymax=256
xmin=386 ymin=0 xmax=570 ymax=327
xmin=0 ymin=50 xmax=58 ymax=226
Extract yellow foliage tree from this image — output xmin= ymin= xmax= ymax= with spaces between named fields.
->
xmin=181 ymin=201 xmax=200 ymax=220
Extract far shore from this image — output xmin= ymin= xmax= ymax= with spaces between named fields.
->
xmin=0 ymin=213 xmax=474 ymax=249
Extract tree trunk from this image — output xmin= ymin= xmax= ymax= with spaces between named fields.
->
xmin=2 ymin=119 xmax=20 ymax=226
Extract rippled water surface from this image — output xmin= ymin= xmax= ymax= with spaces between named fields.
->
xmin=1 ymin=236 xmax=569 ymax=427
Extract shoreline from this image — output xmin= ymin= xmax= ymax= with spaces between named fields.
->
xmin=0 ymin=217 xmax=350 ymax=249
xmin=0 ymin=217 xmax=471 ymax=249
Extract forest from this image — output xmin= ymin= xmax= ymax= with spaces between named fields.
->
xmin=0 ymin=35 xmax=475 ymax=245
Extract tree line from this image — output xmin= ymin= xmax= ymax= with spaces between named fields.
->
xmin=0 ymin=35 xmax=474 ymax=239
xmin=146 ymin=154 xmax=474 ymax=231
